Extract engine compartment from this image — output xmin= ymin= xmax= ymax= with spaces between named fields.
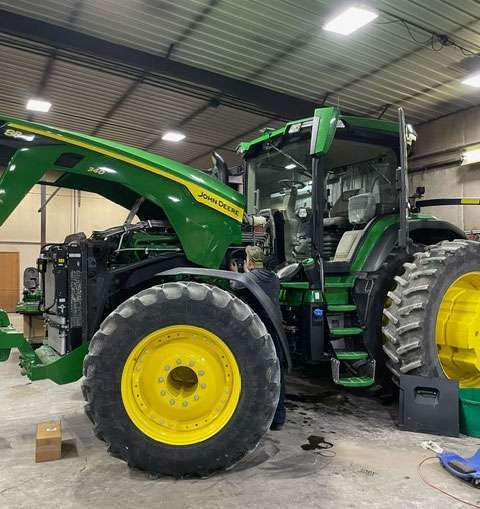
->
xmin=38 ymin=220 xmax=183 ymax=355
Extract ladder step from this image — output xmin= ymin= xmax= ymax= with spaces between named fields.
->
xmin=335 ymin=350 xmax=369 ymax=361
xmin=330 ymin=327 xmax=363 ymax=337
xmin=328 ymin=304 xmax=357 ymax=312
xmin=325 ymin=281 xmax=355 ymax=288
xmin=337 ymin=377 xmax=375 ymax=388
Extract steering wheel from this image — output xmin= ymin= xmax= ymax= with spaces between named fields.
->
xmin=278 ymin=179 xmax=304 ymax=189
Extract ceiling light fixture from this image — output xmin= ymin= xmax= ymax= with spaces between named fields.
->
xmin=462 ymin=147 xmax=480 ymax=166
xmin=285 ymin=163 xmax=297 ymax=170
xmin=26 ymin=99 xmax=52 ymax=112
xmin=323 ymin=6 xmax=378 ymax=36
xmin=162 ymin=131 xmax=186 ymax=142
xmin=462 ymin=72 xmax=480 ymax=87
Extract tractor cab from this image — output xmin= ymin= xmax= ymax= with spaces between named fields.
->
xmin=239 ymin=109 xmax=405 ymax=272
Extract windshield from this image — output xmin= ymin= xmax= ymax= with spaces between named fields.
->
xmin=246 ymin=136 xmax=397 ymax=216
xmin=245 ymin=132 xmax=398 ymax=263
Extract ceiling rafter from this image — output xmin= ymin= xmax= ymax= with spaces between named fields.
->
xmin=28 ymin=0 xmax=84 ymax=121
xmin=321 ymin=15 xmax=480 ymax=113
xmin=0 ymin=9 xmax=317 ymax=120
xmin=186 ymin=119 xmax=273 ymax=165
xmin=91 ymin=72 xmax=146 ymax=136
xmin=168 ymin=0 xmax=221 ymax=59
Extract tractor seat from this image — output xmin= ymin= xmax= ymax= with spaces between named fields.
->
xmin=332 ymin=193 xmax=377 ymax=263
xmin=324 ymin=189 xmax=360 ymax=228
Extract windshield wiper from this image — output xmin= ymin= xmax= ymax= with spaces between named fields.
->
xmin=266 ymin=142 xmax=310 ymax=175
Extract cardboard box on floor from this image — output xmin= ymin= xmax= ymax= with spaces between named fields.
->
xmin=36 ymin=420 xmax=62 ymax=463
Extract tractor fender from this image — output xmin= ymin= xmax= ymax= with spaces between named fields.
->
xmin=159 ymin=267 xmax=291 ymax=370
xmin=361 ymin=220 xmax=465 ymax=273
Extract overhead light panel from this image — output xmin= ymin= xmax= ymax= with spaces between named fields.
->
xmin=462 ymin=147 xmax=480 ymax=166
xmin=285 ymin=163 xmax=297 ymax=170
xmin=26 ymin=99 xmax=52 ymax=112
xmin=162 ymin=131 xmax=186 ymax=142
xmin=462 ymin=72 xmax=480 ymax=87
xmin=323 ymin=6 xmax=378 ymax=36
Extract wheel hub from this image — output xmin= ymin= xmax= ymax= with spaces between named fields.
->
xmin=436 ymin=272 xmax=480 ymax=387
xmin=121 ymin=325 xmax=241 ymax=445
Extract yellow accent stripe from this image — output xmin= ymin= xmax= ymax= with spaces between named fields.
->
xmin=7 ymin=122 xmax=244 ymax=222
xmin=461 ymin=198 xmax=480 ymax=205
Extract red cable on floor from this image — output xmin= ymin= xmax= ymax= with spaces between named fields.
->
xmin=418 ymin=456 xmax=480 ymax=508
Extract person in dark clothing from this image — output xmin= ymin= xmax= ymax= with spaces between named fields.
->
xmin=230 ymin=245 xmax=286 ymax=430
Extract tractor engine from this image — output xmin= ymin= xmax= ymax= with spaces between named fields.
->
xmin=38 ymin=220 xmax=181 ymax=356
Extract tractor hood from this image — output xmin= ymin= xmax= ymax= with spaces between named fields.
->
xmin=0 ymin=116 xmax=245 ymax=268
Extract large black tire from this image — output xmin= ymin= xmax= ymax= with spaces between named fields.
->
xmin=355 ymin=245 xmax=419 ymax=390
xmin=82 ymin=282 xmax=280 ymax=477
xmin=382 ymin=239 xmax=480 ymax=383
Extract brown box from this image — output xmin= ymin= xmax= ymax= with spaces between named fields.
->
xmin=35 ymin=420 xmax=62 ymax=463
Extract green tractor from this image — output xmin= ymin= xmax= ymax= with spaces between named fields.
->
xmin=0 ymin=107 xmax=479 ymax=476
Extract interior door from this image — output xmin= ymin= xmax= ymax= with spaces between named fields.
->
xmin=0 ymin=252 xmax=19 ymax=312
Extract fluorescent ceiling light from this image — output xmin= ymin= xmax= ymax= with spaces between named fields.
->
xmin=323 ymin=6 xmax=378 ymax=35
xmin=462 ymin=148 xmax=480 ymax=166
xmin=26 ymin=99 xmax=52 ymax=112
xmin=285 ymin=163 xmax=296 ymax=170
xmin=462 ymin=72 xmax=480 ymax=87
xmin=162 ymin=131 xmax=186 ymax=142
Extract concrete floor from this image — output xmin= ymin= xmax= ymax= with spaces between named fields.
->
xmin=1 ymin=316 xmax=480 ymax=508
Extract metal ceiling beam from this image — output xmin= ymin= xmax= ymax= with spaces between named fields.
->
xmin=0 ymin=9 xmax=318 ymax=120
xmin=29 ymin=0 xmax=84 ymax=121
xmin=144 ymin=96 xmax=221 ymax=150
xmin=186 ymin=119 xmax=272 ymax=165
xmin=168 ymin=0 xmax=220 ymax=59
xmin=91 ymin=72 xmax=146 ymax=135
xmin=244 ymin=31 xmax=312 ymax=81
xmin=324 ymin=16 xmax=480 ymax=107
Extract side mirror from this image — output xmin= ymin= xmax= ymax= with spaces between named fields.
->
xmin=210 ymin=151 xmax=229 ymax=184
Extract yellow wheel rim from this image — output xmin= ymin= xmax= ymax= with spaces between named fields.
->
xmin=121 ymin=325 xmax=241 ymax=445
xmin=436 ymin=272 xmax=480 ymax=387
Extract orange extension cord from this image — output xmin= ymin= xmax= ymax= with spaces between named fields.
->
xmin=418 ymin=457 xmax=480 ymax=508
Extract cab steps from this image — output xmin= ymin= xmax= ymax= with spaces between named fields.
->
xmin=331 ymin=350 xmax=376 ymax=388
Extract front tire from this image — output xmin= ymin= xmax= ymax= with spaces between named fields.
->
xmin=382 ymin=240 xmax=480 ymax=387
xmin=82 ymin=282 xmax=280 ymax=476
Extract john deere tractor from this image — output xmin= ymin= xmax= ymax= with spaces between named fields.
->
xmin=0 ymin=107 xmax=478 ymax=476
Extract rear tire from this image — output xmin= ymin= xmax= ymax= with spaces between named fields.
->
xmin=82 ymin=282 xmax=280 ymax=477
xmin=382 ymin=240 xmax=480 ymax=386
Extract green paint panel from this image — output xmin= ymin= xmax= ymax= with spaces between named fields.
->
xmin=335 ymin=351 xmax=369 ymax=360
xmin=238 ymin=108 xmax=399 ymax=157
xmin=27 ymin=344 xmax=88 ymax=385
xmin=337 ymin=377 xmax=374 ymax=387
xmin=0 ymin=116 xmax=244 ymax=268
xmin=280 ymin=282 xmax=310 ymax=289
xmin=330 ymin=327 xmax=363 ymax=337
xmin=325 ymin=279 xmax=355 ymax=288
xmin=310 ymin=107 xmax=339 ymax=156
xmin=328 ymin=304 xmax=357 ymax=312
